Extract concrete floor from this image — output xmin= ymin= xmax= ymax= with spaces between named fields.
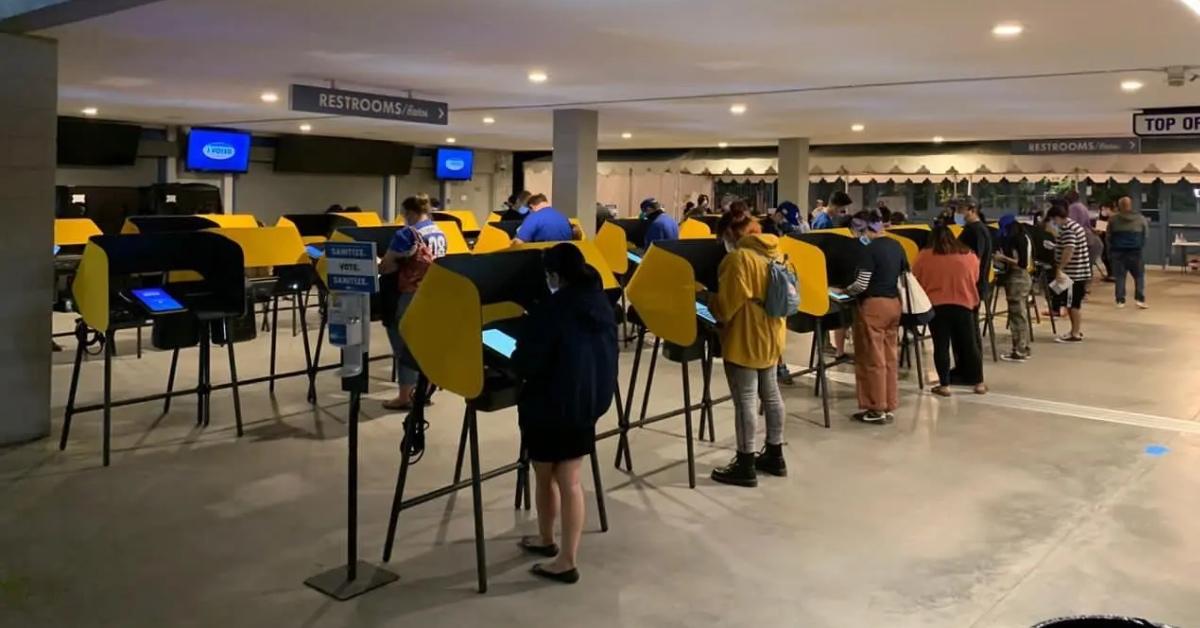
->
xmin=2 ymin=271 xmax=1199 ymax=627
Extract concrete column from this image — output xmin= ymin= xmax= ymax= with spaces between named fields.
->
xmin=552 ymin=109 xmax=598 ymax=236
xmin=0 ymin=33 xmax=56 ymax=445
xmin=383 ymin=175 xmax=397 ymax=222
xmin=777 ymin=137 xmax=810 ymax=211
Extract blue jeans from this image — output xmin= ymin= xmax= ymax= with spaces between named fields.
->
xmin=385 ymin=292 xmax=418 ymax=386
xmin=1111 ymin=249 xmax=1145 ymax=303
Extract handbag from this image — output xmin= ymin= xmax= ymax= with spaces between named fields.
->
xmin=898 ymin=262 xmax=934 ymax=325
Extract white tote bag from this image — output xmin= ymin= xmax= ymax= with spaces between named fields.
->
xmin=898 ymin=269 xmax=934 ymax=324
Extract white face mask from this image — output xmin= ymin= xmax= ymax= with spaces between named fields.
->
xmin=546 ymin=274 xmax=559 ymax=294
xmin=723 ymin=238 xmax=736 ymax=253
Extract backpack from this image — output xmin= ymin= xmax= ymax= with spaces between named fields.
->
xmin=395 ymin=227 xmax=435 ymax=293
xmin=762 ymin=257 xmax=801 ymax=318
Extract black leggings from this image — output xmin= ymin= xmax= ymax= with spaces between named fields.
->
xmin=929 ymin=304 xmax=983 ymax=386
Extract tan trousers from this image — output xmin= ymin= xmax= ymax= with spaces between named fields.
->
xmin=853 ymin=297 xmax=901 ymax=412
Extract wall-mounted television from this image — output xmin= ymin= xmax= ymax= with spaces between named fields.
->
xmin=274 ymin=135 xmax=414 ymax=176
xmin=186 ymin=128 xmax=252 ymax=173
xmin=435 ymin=147 xmax=474 ymax=181
xmin=57 ymin=118 xmax=142 ymax=166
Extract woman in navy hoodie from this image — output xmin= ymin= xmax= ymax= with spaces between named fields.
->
xmin=512 ymin=243 xmax=618 ymax=584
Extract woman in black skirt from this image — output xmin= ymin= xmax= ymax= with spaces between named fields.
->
xmin=512 ymin=243 xmax=618 ymax=584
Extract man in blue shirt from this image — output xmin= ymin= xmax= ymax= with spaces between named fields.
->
xmin=513 ymin=194 xmax=574 ymax=244
xmin=640 ymin=197 xmax=679 ymax=249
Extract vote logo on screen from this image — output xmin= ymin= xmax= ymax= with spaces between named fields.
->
xmin=444 ymin=158 xmax=466 ymax=172
xmin=201 ymin=142 xmax=237 ymax=161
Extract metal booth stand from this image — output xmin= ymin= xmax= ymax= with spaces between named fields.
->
xmin=61 ymin=231 xmax=246 ymax=466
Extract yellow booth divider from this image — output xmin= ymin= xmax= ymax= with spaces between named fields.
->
xmin=276 ymin=216 xmax=327 ymax=245
xmin=204 ymin=214 xmax=259 ymax=229
xmin=73 ymin=245 xmax=111 ymax=332
xmin=594 ymin=221 xmax=630 ymax=275
xmin=512 ymin=240 xmax=618 ymax=290
xmin=679 ymin=218 xmax=715 ymax=240
xmin=438 ymin=210 xmax=480 ymax=232
xmin=55 ymin=218 xmax=102 ymax=246
xmin=331 ymin=211 xmax=382 ymax=227
xmin=625 ymin=245 xmax=704 ymax=347
xmin=486 ymin=212 xmax=504 ymax=224
xmin=776 ymin=237 xmax=830 ymax=318
xmin=472 ymin=224 xmax=514 ymax=253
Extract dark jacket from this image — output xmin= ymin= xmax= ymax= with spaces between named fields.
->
xmin=512 ymin=272 xmax=618 ymax=430
xmin=1108 ymin=211 xmax=1149 ymax=251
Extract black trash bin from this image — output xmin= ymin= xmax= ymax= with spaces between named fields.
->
xmin=1034 ymin=616 xmax=1175 ymax=628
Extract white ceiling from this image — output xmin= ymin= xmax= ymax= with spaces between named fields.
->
xmin=43 ymin=0 xmax=1200 ymax=150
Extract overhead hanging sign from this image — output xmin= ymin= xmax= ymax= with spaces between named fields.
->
xmin=1011 ymin=137 xmax=1140 ymax=155
xmin=1133 ymin=108 xmax=1200 ymax=137
xmin=290 ymin=84 xmax=448 ymax=125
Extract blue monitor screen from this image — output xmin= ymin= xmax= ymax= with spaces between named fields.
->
xmin=627 ymin=251 xmax=643 ymax=265
xmin=186 ymin=128 xmax=251 ymax=173
xmin=131 ymin=288 xmax=185 ymax=313
xmin=695 ymin=302 xmax=716 ymax=324
xmin=482 ymin=329 xmax=516 ymax=358
xmin=435 ymin=147 xmax=474 ymax=180
xmin=305 ymin=245 xmax=324 ymax=259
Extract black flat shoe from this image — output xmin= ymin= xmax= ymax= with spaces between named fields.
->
xmin=518 ymin=536 xmax=559 ymax=557
xmin=531 ymin=563 xmax=580 ymax=584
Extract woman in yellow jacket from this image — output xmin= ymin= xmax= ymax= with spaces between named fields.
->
xmin=709 ymin=206 xmax=788 ymax=487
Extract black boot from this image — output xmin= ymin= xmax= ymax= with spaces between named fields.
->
xmin=711 ymin=452 xmax=757 ymax=487
xmin=754 ymin=443 xmax=787 ymax=477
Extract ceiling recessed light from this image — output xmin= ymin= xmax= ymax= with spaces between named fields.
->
xmin=527 ymin=70 xmax=548 ymax=84
xmin=729 ymin=103 xmax=747 ymax=115
xmin=446 ymin=137 xmax=457 ymax=144
xmin=299 ymin=123 xmax=312 ymax=132
xmin=718 ymin=142 xmax=729 ymax=148
xmin=932 ymin=136 xmax=945 ymax=143
xmin=260 ymin=91 xmax=279 ymax=103
xmin=1121 ymin=79 xmax=1144 ymax=93
xmin=992 ymin=22 xmax=1024 ymax=38
xmin=482 ymin=116 xmax=495 ymax=125
xmin=1178 ymin=0 xmax=1200 ymax=17
xmin=80 ymin=107 xmax=98 ymax=116
xmin=621 ymin=132 xmax=633 ymax=139
xmin=851 ymin=123 xmax=866 ymax=132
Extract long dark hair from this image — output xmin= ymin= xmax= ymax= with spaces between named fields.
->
xmin=928 ymin=225 xmax=971 ymax=255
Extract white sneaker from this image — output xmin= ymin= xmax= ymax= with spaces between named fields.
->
xmin=1136 ymin=301 xmax=1149 ymax=310
xmin=1115 ymin=302 xmax=1126 ymax=309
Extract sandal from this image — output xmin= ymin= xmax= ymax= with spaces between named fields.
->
xmin=930 ymin=386 xmax=952 ymax=397
xmin=973 ymin=384 xmax=989 ymax=395
xmin=530 ymin=563 xmax=579 ymax=584
xmin=518 ymin=536 xmax=559 ymax=557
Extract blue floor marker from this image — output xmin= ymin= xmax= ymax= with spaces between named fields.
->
xmin=1144 ymin=444 xmax=1170 ymax=457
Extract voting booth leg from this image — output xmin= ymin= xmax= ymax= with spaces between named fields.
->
xmin=909 ymin=326 xmax=926 ymax=390
xmin=639 ymin=337 xmax=662 ymax=425
xmin=589 ymin=450 xmax=609 ymax=532
xmin=452 ymin=414 xmax=469 ymax=484
xmin=815 ymin=320 xmax=831 ymax=429
xmin=615 ymin=329 xmax=644 ymax=471
xmin=699 ymin=339 xmax=715 ymax=443
xmin=163 ymin=348 xmax=180 ymax=414
xmin=60 ymin=333 xmax=86 ymax=451
xmin=269 ymin=297 xmax=280 ymax=394
xmin=298 ymin=294 xmax=315 ymax=392
xmin=680 ymin=360 xmax=697 ymax=489
xmin=307 ymin=297 xmax=327 ymax=405
xmin=102 ymin=332 xmax=113 ymax=467
xmin=224 ymin=321 xmax=244 ymax=438
xmin=984 ymin=298 xmax=999 ymax=363
xmin=196 ymin=325 xmax=212 ymax=428
xmin=465 ymin=405 xmax=489 ymax=593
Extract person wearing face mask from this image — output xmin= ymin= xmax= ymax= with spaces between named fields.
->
xmin=710 ymin=206 xmax=788 ymax=486
xmin=953 ymin=199 xmax=993 ymax=307
xmin=640 ymin=197 xmax=679 ymax=248
xmin=511 ymin=243 xmax=618 ymax=584
xmin=833 ymin=211 xmax=907 ymax=423
xmin=500 ymin=190 xmax=533 ymax=222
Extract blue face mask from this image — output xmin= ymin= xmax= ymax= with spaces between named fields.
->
xmin=953 ymin=213 xmax=967 ymax=226
xmin=518 ymin=205 xmax=529 ymax=215
xmin=859 ymin=235 xmax=871 ymax=246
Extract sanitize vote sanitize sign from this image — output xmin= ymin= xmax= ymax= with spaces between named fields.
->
xmin=290 ymin=84 xmax=448 ymax=125
xmin=1133 ymin=108 xmax=1200 ymax=137
xmin=325 ymin=242 xmax=379 ymax=294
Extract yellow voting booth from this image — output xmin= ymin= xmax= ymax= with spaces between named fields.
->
xmin=55 ymin=218 xmax=102 ymax=246
xmin=679 ymin=217 xmax=715 ymax=240
xmin=383 ymin=241 xmax=613 ymax=593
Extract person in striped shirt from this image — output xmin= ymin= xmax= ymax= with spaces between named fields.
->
xmin=1046 ymin=205 xmax=1092 ymax=343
